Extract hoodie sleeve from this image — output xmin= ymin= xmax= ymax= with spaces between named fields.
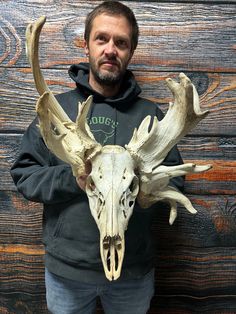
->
xmin=155 ymin=105 xmax=185 ymax=192
xmin=10 ymin=119 xmax=84 ymax=204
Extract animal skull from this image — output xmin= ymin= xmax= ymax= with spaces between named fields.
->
xmin=25 ymin=16 xmax=212 ymax=281
xmin=86 ymin=146 xmax=139 ymax=280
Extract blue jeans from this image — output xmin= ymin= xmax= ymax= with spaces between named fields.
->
xmin=45 ymin=268 xmax=155 ymax=314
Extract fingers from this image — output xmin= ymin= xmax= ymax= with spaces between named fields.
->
xmin=76 ymin=175 xmax=88 ymax=191
xmin=75 ymin=161 xmax=92 ymax=191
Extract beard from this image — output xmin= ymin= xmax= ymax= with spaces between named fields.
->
xmin=89 ymin=55 xmax=127 ymax=87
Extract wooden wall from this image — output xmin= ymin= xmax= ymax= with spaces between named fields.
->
xmin=0 ymin=0 xmax=235 ymax=313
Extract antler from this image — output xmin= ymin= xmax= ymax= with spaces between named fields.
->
xmin=126 ymin=73 xmax=212 ymax=223
xmin=126 ymin=73 xmax=209 ymax=174
xmin=26 ymin=16 xmax=101 ymax=175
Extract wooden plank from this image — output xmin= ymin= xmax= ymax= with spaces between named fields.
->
xmin=0 ymin=192 xmax=236 ymax=313
xmin=0 ymin=247 xmax=48 ymax=314
xmin=3 ymin=132 xmax=236 ymax=164
xmin=179 ymin=136 xmax=236 ymax=160
xmin=137 ymin=71 xmax=236 ymax=136
xmin=0 ymin=192 xmax=235 ymax=248
xmin=0 ymin=192 xmax=45 ymax=312
xmin=0 ymin=134 xmax=236 ymax=195
xmin=185 ymin=160 xmax=236 ymax=195
xmin=150 ymin=298 xmax=236 ymax=314
xmin=0 ymin=1 xmax=235 ymax=312
xmin=0 ymin=1 xmax=235 ymax=72
xmin=1 ymin=246 xmax=236 ymax=313
xmin=154 ymin=247 xmax=236 ymax=295
xmin=0 ymin=191 xmax=43 ymax=246
xmin=0 ymin=68 xmax=235 ymax=135
xmin=152 ymin=195 xmax=236 ymax=248
xmin=151 ymin=247 xmax=236 ymax=313
xmin=148 ymin=0 xmax=236 ymax=2
xmin=1 ymin=133 xmax=235 ymax=193
xmin=0 ymin=298 xmax=48 ymax=314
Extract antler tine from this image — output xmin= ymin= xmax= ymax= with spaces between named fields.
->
xmin=126 ymin=73 xmax=209 ymax=174
xmin=25 ymin=16 xmax=70 ymax=123
xmin=27 ymin=17 xmax=102 ymax=176
xmin=127 ymin=73 xmax=211 ymax=222
xmin=36 ymin=92 xmax=87 ymax=175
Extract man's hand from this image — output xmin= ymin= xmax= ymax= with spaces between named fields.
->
xmin=76 ymin=161 xmax=92 ymax=191
xmin=76 ymin=175 xmax=88 ymax=191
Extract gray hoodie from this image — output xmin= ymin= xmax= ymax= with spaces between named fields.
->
xmin=11 ymin=63 xmax=184 ymax=283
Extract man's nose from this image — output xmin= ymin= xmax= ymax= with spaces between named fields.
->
xmin=104 ymin=40 xmax=117 ymax=57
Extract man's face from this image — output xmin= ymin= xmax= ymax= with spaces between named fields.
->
xmin=85 ymin=13 xmax=133 ymax=88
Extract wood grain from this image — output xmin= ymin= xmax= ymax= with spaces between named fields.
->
xmin=0 ymin=248 xmax=48 ymax=314
xmin=0 ymin=202 xmax=43 ymax=246
xmin=0 ymin=1 xmax=235 ymax=72
xmin=1 ymin=191 xmax=235 ymax=248
xmin=2 ymin=246 xmax=235 ymax=313
xmin=0 ymin=0 xmax=235 ymax=313
xmin=1 ymin=134 xmax=235 ymax=194
xmin=152 ymin=195 xmax=236 ymax=248
xmin=0 ymin=68 xmax=235 ymax=135
xmin=0 ymin=192 xmax=236 ymax=313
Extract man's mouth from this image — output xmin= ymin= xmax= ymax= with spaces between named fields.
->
xmin=100 ymin=60 xmax=119 ymax=69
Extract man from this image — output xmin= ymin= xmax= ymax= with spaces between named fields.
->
xmin=11 ymin=1 xmax=184 ymax=313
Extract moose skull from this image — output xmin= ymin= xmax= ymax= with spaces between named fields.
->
xmin=86 ymin=146 xmax=139 ymax=280
xmin=26 ymin=16 xmax=212 ymax=281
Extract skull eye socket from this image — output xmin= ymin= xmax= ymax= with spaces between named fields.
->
xmin=129 ymin=177 xmax=139 ymax=194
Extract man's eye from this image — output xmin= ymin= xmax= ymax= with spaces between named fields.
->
xmin=96 ymin=35 xmax=106 ymax=42
xmin=116 ymin=40 xmax=128 ymax=48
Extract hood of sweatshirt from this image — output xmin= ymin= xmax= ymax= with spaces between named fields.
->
xmin=68 ymin=63 xmax=141 ymax=107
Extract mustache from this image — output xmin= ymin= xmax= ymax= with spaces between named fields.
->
xmin=99 ymin=57 xmax=121 ymax=67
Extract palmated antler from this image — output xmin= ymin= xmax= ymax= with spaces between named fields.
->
xmin=26 ymin=16 xmax=101 ymax=175
xmin=126 ymin=73 xmax=212 ymax=224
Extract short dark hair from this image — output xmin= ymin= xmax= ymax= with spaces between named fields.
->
xmin=84 ymin=1 xmax=139 ymax=52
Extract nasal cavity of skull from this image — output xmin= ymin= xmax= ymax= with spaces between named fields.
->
xmin=104 ymin=236 xmax=120 ymax=272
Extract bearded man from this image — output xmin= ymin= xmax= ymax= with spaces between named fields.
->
xmin=11 ymin=1 xmax=184 ymax=313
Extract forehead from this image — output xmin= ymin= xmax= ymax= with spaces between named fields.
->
xmin=90 ymin=13 xmax=132 ymax=38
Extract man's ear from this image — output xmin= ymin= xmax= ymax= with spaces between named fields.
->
xmin=84 ymin=40 xmax=89 ymax=56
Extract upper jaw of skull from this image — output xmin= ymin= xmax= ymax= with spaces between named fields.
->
xmin=86 ymin=146 xmax=139 ymax=280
